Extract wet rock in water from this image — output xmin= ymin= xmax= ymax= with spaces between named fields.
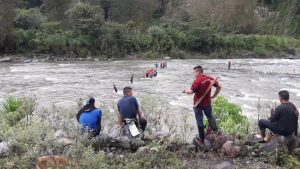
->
xmin=0 ymin=142 xmax=9 ymax=157
xmin=23 ymin=59 xmax=32 ymax=63
xmin=213 ymin=161 xmax=233 ymax=169
xmin=222 ymin=141 xmax=241 ymax=158
xmin=0 ymin=57 xmax=12 ymax=62
xmin=215 ymin=134 xmax=234 ymax=149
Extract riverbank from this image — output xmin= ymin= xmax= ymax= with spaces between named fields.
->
xmin=1 ymin=50 xmax=299 ymax=63
xmin=1 ymin=96 xmax=300 ymax=168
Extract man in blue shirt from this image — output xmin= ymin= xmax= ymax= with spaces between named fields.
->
xmin=77 ymin=97 xmax=102 ymax=137
xmin=117 ymin=87 xmax=147 ymax=131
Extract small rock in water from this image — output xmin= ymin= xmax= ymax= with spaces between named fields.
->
xmin=213 ymin=161 xmax=232 ymax=169
xmin=0 ymin=57 xmax=12 ymax=62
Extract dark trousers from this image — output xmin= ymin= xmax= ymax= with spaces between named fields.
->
xmin=258 ymin=119 xmax=279 ymax=135
xmin=194 ymin=105 xmax=217 ymax=140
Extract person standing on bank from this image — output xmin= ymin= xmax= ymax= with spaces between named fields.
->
xmin=183 ymin=66 xmax=222 ymax=145
xmin=117 ymin=87 xmax=147 ymax=131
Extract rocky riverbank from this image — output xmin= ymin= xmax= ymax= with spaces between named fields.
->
xmin=1 ymin=51 xmax=299 ymax=64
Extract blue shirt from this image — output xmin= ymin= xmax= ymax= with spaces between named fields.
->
xmin=117 ymin=96 xmax=139 ymax=119
xmin=79 ymin=108 xmax=102 ymax=131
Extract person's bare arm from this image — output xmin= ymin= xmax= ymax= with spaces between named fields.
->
xmin=211 ymin=83 xmax=222 ymax=99
xmin=118 ymin=112 xmax=123 ymax=128
xmin=183 ymin=89 xmax=194 ymax=94
xmin=136 ymin=107 xmax=143 ymax=118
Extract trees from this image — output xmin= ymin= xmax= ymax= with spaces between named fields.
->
xmin=0 ymin=0 xmax=16 ymax=52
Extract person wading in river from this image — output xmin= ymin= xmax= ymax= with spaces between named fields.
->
xmin=183 ymin=65 xmax=222 ymax=146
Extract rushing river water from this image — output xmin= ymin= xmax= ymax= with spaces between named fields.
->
xmin=1 ymin=59 xmax=300 ymax=132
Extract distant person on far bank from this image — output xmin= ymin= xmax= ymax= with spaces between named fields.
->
xmin=183 ymin=65 xmax=222 ymax=146
xmin=117 ymin=87 xmax=147 ymax=131
xmin=258 ymin=90 xmax=299 ymax=142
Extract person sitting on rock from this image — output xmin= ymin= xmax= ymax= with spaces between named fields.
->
xmin=258 ymin=90 xmax=299 ymax=142
xmin=117 ymin=87 xmax=147 ymax=131
xmin=77 ymin=97 xmax=102 ymax=137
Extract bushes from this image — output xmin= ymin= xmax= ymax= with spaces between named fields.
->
xmin=211 ymin=96 xmax=250 ymax=136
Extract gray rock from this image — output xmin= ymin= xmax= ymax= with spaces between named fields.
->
xmin=222 ymin=141 xmax=241 ymax=158
xmin=0 ymin=142 xmax=9 ymax=157
xmin=213 ymin=161 xmax=233 ymax=169
xmin=55 ymin=130 xmax=67 ymax=139
xmin=215 ymin=134 xmax=233 ymax=149
xmin=153 ymin=131 xmax=171 ymax=140
xmin=293 ymin=148 xmax=300 ymax=158
xmin=23 ymin=59 xmax=32 ymax=63
xmin=137 ymin=146 xmax=150 ymax=153
xmin=0 ymin=57 xmax=12 ymax=62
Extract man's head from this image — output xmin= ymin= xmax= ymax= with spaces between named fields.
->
xmin=193 ymin=65 xmax=203 ymax=77
xmin=123 ymin=87 xmax=133 ymax=96
xmin=278 ymin=90 xmax=289 ymax=103
xmin=87 ymin=97 xmax=95 ymax=106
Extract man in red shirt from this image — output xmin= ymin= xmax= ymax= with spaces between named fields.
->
xmin=183 ymin=65 xmax=222 ymax=145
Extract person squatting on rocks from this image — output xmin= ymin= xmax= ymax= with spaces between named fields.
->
xmin=117 ymin=87 xmax=147 ymax=131
xmin=258 ymin=90 xmax=299 ymax=142
xmin=77 ymin=97 xmax=102 ymax=137
xmin=183 ymin=65 xmax=222 ymax=146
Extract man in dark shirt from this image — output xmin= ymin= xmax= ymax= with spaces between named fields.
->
xmin=183 ymin=65 xmax=222 ymax=145
xmin=117 ymin=87 xmax=147 ymax=131
xmin=258 ymin=90 xmax=299 ymax=141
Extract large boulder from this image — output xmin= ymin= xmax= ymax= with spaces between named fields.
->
xmin=215 ymin=134 xmax=234 ymax=149
xmin=258 ymin=134 xmax=297 ymax=153
xmin=221 ymin=141 xmax=241 ymax=158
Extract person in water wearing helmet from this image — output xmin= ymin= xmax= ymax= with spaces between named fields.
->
xmin=77 ymin=97 xmax=102 ymax=137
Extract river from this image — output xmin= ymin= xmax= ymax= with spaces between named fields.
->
xmin=1 ymin=59 xmax=300 ymax=131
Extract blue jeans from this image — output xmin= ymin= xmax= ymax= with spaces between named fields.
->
xmin=194 ymin=105 xmax=216 ymax=140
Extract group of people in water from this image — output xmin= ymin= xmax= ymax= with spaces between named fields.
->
xmin=77 ymin=63 xmax=299 ymax=148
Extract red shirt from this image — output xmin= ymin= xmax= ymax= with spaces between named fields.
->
xmin=191 ymin=75 xmax=218 ymax=107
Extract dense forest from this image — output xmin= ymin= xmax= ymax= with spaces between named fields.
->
xmin=0 ymin=0 xmax=300 ymax=58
